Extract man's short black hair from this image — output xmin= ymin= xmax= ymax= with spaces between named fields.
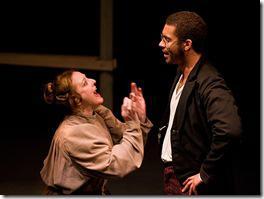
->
xmin=166 ymin=11 xmax=208 ymax=53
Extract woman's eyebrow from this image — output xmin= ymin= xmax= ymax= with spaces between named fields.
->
xmin=81 ymin=77 xmax=86 ymax=86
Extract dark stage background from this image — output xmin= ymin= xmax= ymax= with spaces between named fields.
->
xmin=0 ymin=0 xmax=260 ymax=195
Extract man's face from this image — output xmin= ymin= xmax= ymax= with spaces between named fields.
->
xmin=159 ymin=24 xmax=184 ymax=64
xmin=71 ymin=71 xmax=104 ymax=109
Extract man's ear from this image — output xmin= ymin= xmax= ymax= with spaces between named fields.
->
xmin=183 ymin=39 xmax=192 ymax=51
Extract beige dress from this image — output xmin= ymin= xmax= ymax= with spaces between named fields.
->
xmin=40 ymin=105 xmax=153 ymax=194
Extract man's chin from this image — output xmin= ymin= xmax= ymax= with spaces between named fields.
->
xmin=165 ymin=58 xmax=173 ymax=64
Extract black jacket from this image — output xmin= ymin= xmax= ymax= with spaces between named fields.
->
xmin=159 ymin=57 xmax=241 ymax=191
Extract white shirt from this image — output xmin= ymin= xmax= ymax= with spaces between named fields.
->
xmin=161 ymin=75 xmax=185 ymax=162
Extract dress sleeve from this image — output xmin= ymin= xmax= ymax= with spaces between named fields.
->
xmin=63 ymin=120 xmax=145 ymax=178
xmin=94 ymin=105 xmax=126 ymax=144
xmin=95 ymin=105 xmax=153 ymax=145
xmin=139 ymin=118 xmax=153 ymax=145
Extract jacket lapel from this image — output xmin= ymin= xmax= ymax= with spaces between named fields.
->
xmin=168 ymin=71 xmax=182 ymax=101
xmin=173 ymin=56 xmax=205 ymax=131
xmin=174 ymin=81 xmax=196 ymax=131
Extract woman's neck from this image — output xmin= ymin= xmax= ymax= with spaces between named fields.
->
xmin=74 ymin=106 xmax=94 ymax=116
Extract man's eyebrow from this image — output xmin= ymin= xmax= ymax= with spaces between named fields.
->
xmin=161 ymin=33 xmax=171 ymax=41
xmin=163 ymin=35 xmax=171 ymax=40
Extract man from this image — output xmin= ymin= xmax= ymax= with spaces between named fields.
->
xmin=158 ymin=11 xmax=241 ymax=195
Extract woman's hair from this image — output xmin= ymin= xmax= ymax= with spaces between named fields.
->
xmin=43 ymin=70 xmax=81 ymax=112
xmin=166 ymin=11 xmax=208 ymax=53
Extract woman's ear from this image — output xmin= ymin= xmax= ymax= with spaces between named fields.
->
xmin=69 ymin=94 xmax=82 ymax=107
xmin=74 ymin=96 xmax=81 ymax=106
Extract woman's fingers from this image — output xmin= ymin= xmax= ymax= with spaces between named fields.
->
xmin=122 ymin=97 xmax=138 ymax=121
xmin=131 ymin=82 xmax=143 ymax=96
xmin=130 ymin=82 xmax=138 ymax=94
xmin=138 ymin=87 xmax=143 ymax=97
xmin=129 ymin=92 xmax=137 ymax=102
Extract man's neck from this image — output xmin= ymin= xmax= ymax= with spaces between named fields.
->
xmin=178 ymin=51 xmax=202 ymax=81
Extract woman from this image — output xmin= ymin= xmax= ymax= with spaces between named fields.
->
xmin=40 ymin=70 xmax=152 ymax=195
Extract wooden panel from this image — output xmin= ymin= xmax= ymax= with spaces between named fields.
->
xmin=0 ymin=52 xmax=116 ymax=71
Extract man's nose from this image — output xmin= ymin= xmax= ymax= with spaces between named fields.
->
xmin=159 ymin=40 xmax=165 ymax=48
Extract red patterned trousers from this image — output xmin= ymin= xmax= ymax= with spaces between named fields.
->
xmin=163 ymin=165 xmax=188 ymax=195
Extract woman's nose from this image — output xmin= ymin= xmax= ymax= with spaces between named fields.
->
xmin=89 ymin=78 xmax=96 ymax=84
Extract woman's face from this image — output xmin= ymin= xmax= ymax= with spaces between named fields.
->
xmin=71 ymin=71 xmax=104 ymax=109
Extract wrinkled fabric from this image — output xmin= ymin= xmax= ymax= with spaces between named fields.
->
xmin=40 ymin=105 xmax=153 ymax=194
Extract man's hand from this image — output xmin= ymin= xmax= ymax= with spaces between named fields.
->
xmin=129 ymin=82 xmax=146 ymax=123
xmin=182 ymin=173 xmax=203 ymax=195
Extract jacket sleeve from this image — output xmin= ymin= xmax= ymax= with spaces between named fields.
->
xmin=63 ymin=119 xmax=145 ymax=178
xmin=95 ymin=105 xmax=153 ymax=145
xmin=199 ymin=74 xmax=241 ymax=184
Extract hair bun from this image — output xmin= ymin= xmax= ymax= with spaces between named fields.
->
xmin=44 ymin=82 xmax=55 ymax=104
